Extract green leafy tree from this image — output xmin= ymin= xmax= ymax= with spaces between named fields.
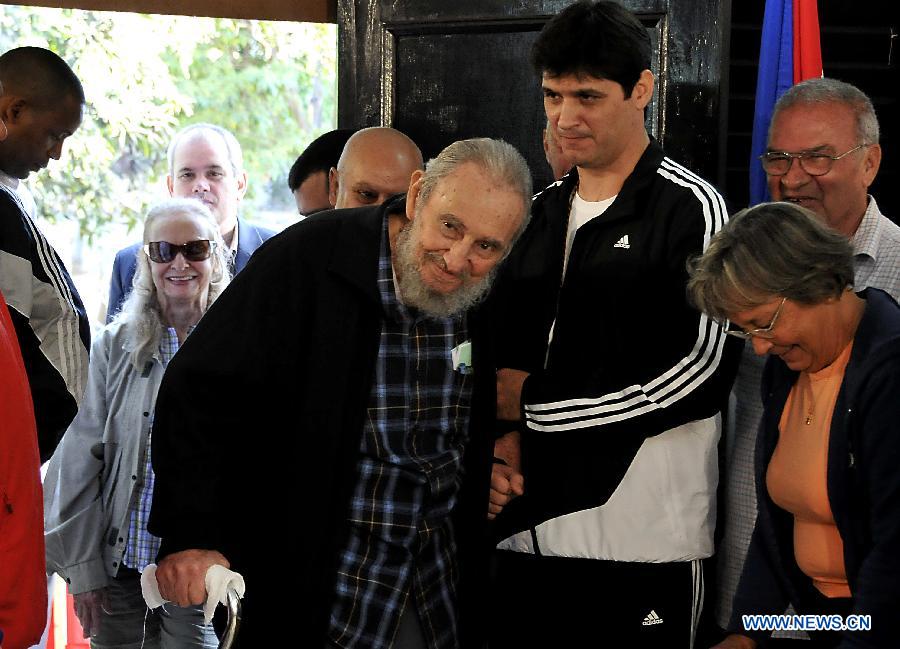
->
xmin=167 ymin=18 xmax=337 ymax=212
xmin=0 ymin=6 xmax=336 ymax=239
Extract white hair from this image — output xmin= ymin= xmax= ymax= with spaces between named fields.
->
xmin=418 ymin=138 xmax=532 ymax=240
xmin=114 ymin=198 xmax=231 ymax=370
xmin=772 ymin=78 xmax=880 ymax=145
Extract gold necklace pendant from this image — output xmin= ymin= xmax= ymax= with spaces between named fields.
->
xmin=802 ymin=374 xmax=814 ymax=425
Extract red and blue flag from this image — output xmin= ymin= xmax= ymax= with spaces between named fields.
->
xmin=749 ymin=0 xmax=823 ymax=204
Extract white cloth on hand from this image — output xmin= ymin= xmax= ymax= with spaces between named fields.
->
xmin=141 ymin=563 xmax=245 ymax=625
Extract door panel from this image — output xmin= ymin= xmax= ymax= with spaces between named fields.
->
xmin=339 ymin=0 xmax=728 ymax=190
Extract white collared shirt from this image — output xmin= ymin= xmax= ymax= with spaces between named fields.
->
xmin=0 ymin=170 xmax=37 ymax=218
xmin=851 ymin=196 xmax=900 ymax=300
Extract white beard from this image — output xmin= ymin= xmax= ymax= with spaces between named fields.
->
xmin=393 ymin=217 xmax=496 ymax=318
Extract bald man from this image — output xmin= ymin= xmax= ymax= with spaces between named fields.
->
xmin=329 ymin=126 xmax=424 ymax=209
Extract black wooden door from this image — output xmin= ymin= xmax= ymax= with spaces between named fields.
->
xmin=337 ymin=0 xmax=730 ymax=192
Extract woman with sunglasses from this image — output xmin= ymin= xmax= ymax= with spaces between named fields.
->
xmin=44 ymin=198 xmax=231 ymax=647
xmin=687 ymin=201 xmax=900 ymax=649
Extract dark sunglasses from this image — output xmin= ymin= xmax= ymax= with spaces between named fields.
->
xmin=144 ymin=240 xmax=215 ymax=263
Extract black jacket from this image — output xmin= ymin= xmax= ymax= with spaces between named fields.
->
xmin=493 ymin=141 xmax=741 ymax=554
xmin=730 ymin=288 xmax=900 ymax=648
xmin=0 ymin=184 xmax=89 ymax=461
xmin=149 ymin=197 xmax=496 ymax=647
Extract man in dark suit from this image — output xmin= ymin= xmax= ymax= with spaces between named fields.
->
xmin=106 ymin=123 xmax=274 ymax=321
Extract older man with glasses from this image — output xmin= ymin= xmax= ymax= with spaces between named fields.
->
xmin=715 ymin=77 xmax=900 ymax=643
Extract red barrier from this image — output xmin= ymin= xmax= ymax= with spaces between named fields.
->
xmin=46 ymin=588 xmax=89 ymax=649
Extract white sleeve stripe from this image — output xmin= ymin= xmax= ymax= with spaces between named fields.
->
xmin=660 ymin=157 xmax=722 ymax=195
xmin=16 ymin=206 xmax=86 ymax=402
xmin=660 ymin=157 xmax=728 ymax=225
xmin=23 ymin=212 xmax=85 ymax=400
xmin=525 ymin=338 xmax=726 ymax=431
xmin=525 ymin=317 xmax=727 ymax=429
xmin=657 ymin=168 xmax=723 ymax=247
xmin=526 ymin=315 xmax=721 ymax=416
xmin=527 ymin=400 xmax=662 ymax=430
xmin=22 ymin=212 xmax=73 ymax=305
xmin=532 ymin=177 xmax=565 ymax=201
xmin=524 ymin=167 xmax=728 ymax=429
xmin=660 ymin=158 xmax=728 ymax=241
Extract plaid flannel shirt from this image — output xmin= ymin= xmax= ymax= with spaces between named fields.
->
xmin=122 ymin=327 xmax=181 ymax=572
xmin=329 ymin=215 xmax=472 ymax=649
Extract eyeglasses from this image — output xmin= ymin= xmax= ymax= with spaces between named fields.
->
xmin=759 ymin=144 xmax=868 ymax=177
xmin=144 ymin=240 xmax=215 ymax=263
xmin=725 ymin=297 xmax=786 ymax=340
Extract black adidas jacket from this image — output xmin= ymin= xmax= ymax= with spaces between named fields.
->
xmin=492 ymin=141 xmax=741 ymax=559
xmin=0 ymin=184 xmax=89 ymax=462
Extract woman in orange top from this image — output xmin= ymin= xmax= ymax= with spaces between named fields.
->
xmin=688 ymin=201 xmax=900 ymax=649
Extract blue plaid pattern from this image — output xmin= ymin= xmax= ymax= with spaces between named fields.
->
xmin=122 ymin=327 xmax=181 ymax=572
xmin=328 ymin=215 xmax=472 ymax=649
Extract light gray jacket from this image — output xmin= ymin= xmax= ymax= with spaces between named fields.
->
xmin=44 ymin=319 xmax=165 ymax=594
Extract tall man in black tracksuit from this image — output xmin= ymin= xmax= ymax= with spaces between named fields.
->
xmin=488 ymin=3 xmax=740 ymax=647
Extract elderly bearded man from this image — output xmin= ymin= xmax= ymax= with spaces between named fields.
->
xmin=148 ymin=138 xmax=532 ymax=649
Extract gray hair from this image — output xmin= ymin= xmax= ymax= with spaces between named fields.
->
xmin=771 ymin=77 xmax=880 ymax=145
xmin=167 ymin=123 xmax=244 ymax=177
xmin=115 ymin=198 xmax=231 ymax=370
xmin=418 ymin=138 xmax=533 ymax=240
xmin=687 ymin=201 xmax=854 ymax=321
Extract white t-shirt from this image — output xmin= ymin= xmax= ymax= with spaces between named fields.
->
xmin=548 ymin=191 xmax=617 ymax=350
xmin=562 ymin=190 xmax=616 ymax=279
